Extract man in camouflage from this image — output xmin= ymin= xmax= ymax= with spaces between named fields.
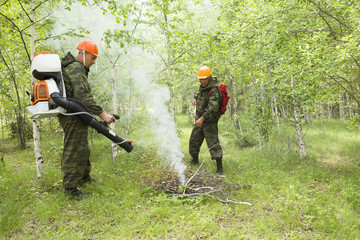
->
xmin=189 ymin=66 xmax=223 ymax=174
xmin=59 ymin=40 xmax=115 ymax=198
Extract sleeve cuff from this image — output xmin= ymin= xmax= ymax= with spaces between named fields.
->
xmin=202 ymin=112 xmax=209 ymax=120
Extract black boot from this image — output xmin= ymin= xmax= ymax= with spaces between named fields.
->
xmin=64 ymin=187 xmax=89 ymax=199
xmin=80 ymin=175 xmax=100 ymax=185
xmin=216 ymin=158 xmax=223 ymax=175
xmin=190 ymin=155 xmax=199 ymax=165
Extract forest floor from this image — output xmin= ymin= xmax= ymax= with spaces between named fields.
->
xmin=0 ymin=115 xmax=359 ymax=239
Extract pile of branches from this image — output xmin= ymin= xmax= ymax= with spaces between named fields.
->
xmin=140 ymin=167 xmax=252 ymax=205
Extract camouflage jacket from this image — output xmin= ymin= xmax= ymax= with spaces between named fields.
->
xmin=61 ymin=52 xmax=103 ymax=115
xmin=194 ymin=77 xmax=222 ymax=123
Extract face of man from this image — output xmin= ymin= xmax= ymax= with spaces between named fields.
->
xmin=78 ymin=51 xmax=97 ymax=68
xmin=84 ymin=51 xmax=97 ymax=68
xmin=199 ymin=76 xmax=210 ymax=87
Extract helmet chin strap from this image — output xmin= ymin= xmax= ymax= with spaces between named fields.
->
xmin=82 ymin=50 xmax=86 ymax=67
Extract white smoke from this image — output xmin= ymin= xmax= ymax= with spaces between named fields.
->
xmin=132 ymin=66 xmax=187 ymax=185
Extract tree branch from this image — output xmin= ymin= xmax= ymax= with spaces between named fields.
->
xmin=325 ymin=73 xmax=360 ymax=107
xmin=350 ymin=54 xmax=360 ymax=71
xmin=317 ymin=11 xmax=338 ymax=41
xmin=113 ymin=2 xmax=144 ymax=66
xmin=17 ymin=0 xmax=31 ymax=21
xmin=22 ymin=12 xmax=52 ymax=33
xmin=0 ymin=0 xmax=8 ymax=7
xmin=0 ymin=48 xmax=22 ymax=109
xmin=308 ymin=0 xmax=350 ymax=29
xmin=169 ymin=40 xmax=208 ymax=67
xmin=151 ymin=40 xmax=210 ymax=83
xmin=0 ymin=12 xmax=31 ymax=63
xmin=33 ymin=0 xmax=50 ymax=12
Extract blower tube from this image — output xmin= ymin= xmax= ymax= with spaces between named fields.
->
xmin=50 ymin=92 xmax=133 ymax=153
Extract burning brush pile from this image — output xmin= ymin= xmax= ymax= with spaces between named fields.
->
xmin=140 ymin=165 xmax=252 ymax=205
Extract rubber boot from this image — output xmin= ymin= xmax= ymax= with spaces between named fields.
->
xmin=64 ymin=187 xmax=89 ymax=199
xmin=190 ymin=155 xmax=199 ymax=165
xmin=215 ymin=157 xmax=223 ymax=175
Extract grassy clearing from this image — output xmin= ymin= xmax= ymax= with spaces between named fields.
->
xmin=0 ymin=116 xmax=359 ymax=239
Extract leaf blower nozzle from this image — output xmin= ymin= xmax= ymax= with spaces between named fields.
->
xmin=50 ymin=92 xmax=133 ymax=153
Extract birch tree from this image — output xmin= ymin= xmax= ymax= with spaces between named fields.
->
xmin=29 ymin=1 xmax=44 ymax=178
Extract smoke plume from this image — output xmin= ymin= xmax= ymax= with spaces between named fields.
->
xmin=132 ymin=66 xmax=187 ymax=185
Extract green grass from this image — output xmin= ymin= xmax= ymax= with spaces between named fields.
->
xmin=0 ymin=116 xmax=359 ymax=239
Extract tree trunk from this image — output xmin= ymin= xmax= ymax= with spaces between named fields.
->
xmin=229 ymin=70 xmax=242 ymax=132
xmin=30 ymin=1 xmax=44 ymax=178
xmin=15 ymin=111 xmax=26 ymax=149
xmin=168 ymin=82 xmax=175 ymax=121
xmin=339 ymin=94 xmax=345 ymax=120
xmin=294 ymin=105 xmax=307 ymax=158
xmin=273 ymin=94 xmax=281 ymax=134
xmin=257 ymin=124 xmax=262 ymax=152
xmin=111 ymin=62 xmax=118 ymax=163
xmin=320 ymin=101 xmax=327 ymax=123
xmin=291 ymin=76 xmax=307 ymax=158
xmin=304 ymin=110 xmax=311 ymax=124
xmin=327 ymin=103 xmax=332 ymax=119
xmin=125 ymin=84 xmax=132 ymax=140
xmin=181 ymin=95 xmax=187 ymax=114
xmin=163 ymin=7 xmax=175 ymax=123
xmin=278 ymin=96 xmax=288 ymax=119
xmin=1 ymin=96 xmax=5 ymax=168
xmin=251 ymin=72 xmax=262 ymax=150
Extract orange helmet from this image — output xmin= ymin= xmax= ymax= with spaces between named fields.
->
xmin=198 ymin=66 xmax=212 ymax=79
xmin=76 ymin=40 xmax=98 ymax=56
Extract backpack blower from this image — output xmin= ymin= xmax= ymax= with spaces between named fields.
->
xmin=26 ymin=52 xmax=133 ymax=153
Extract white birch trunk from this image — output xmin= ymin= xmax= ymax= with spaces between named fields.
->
xmin=294 ymin=105 xmax=307 ymax=158
xmin=257 ymin=124 xmax=262 ymax=152
xmin=30 ymin=2 xmax=44 ymax=178
xmin=320 ymin=102 xmax=326 ymax=123
xmin=304 ymin=111 xmax=310 ymax=124
xmin=167 ymin=60 xmax=175 ymax=122
xmin=346 ymin=95 xmax=355 ymax=119
xmin=327 ymin=104 xmax=332 ymax=119
xmin=250 ymin=72 xmax=262 ymax=151
xmin=125 ymin=85 xmax=131 ymax=139
xmin=273 ymin=95 xmax=281 ymax=134
xmin=111 ymin=63 xmax=118 ymax=163
xmin=164 ymin=9 xmax=175 ymax=122
xmin=168 ymin=81 xmax=175 ymax=121
xmin=291 ymin=76 xmax=307 ymax=158
xmin=280 ymin=100 xmax=288 ymax=119
xmin=1 ymin=96 xmax=5 ymax=168
xmin=271 ymin=100 xmax=275 ymax=119
xmin=339 ymin=94 xmax=345 ymax=120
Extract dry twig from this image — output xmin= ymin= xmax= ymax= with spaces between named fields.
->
xmin=140 ymin=145 xmax=252 ymax=206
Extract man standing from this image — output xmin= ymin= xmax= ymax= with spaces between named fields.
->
xmin=189 ymin=66 xmax=223 ymax=175
xmin=59 ymin=40 xmax=115 ymax=198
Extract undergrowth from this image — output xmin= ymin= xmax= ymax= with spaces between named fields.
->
xmin=0 ymin=116 xmax=359 ymax=239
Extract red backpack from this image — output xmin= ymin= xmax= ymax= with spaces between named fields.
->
xmin=208 ymin=84 xmax=230 ymax=115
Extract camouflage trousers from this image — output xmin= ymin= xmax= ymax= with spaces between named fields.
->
xmin=189 ymin=121 xmax=222 ymax=160
xmin=58 ymin=115 xmax=91 ymax=189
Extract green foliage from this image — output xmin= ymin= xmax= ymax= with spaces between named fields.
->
xmin=8 ymin=120 xmax=33 ymax=140
xmin=1 ymin=117 xmax=359 ymax=239
xmin=224 ymin=128 xmax=257 ymax=149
